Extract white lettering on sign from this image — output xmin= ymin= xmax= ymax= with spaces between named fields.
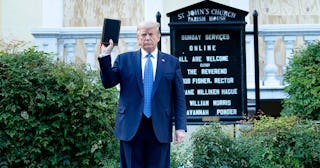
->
xmin=178 ymin=13 xmax=185 ymax=20
xmin=189 ymin=45 xmax=216 ymax=51
xmin=183 ymin=78 xmax=191 ymax=84
xmin=214 ymin=77 xmax=234 ymax=84
xmin=185 ymin=89 xmax=195 ymax=95
xmin=200 ymin=63 xmax=210 ymax=67
xmin=201 ymin=68 xmax=227 ymax=75
xmin=210 ymin=9 xmax=236 ymax=18
xmin=188 ymin=16 xmax=206 ymax=22
xmin=187 ymin=8 xmax=210 ymax=17
xmin=217 ymin=109 xmax=237 ymax=115
xmin=179 ymin=56 xmax=188 ymax=62
xmin=181 ymin=35 xmax=201 ymax=40
xmin=189 ymin=100 xmax=209 ymax=106
xmin=177 ymin=8 xmax=237 ymax=22
xmin=197 ymin=89 xmax=220 ymax=95
xmin=206 ymin=56 xmax=229 ymax=62
xmin=184 ymin=8 xmax=236 ymax=19
xmin=187 ymin=109 xmax=209 ymax=115
xmin=221 ymin=89 xmax=238 ymax=95
xmin=209 ymin=16 xmax=226 ymax=21
xmin=192 ymin=78 xmax=212 ymax=84
xmin=192 ymin=56 xmax=202 ymax=62
xmin=187 ymin=69 xmax=197 ymax=75
xmin=213 ymin=100 xmax=231 ymax=106
xmin=205 ymin=34 xmax=230 ymax=41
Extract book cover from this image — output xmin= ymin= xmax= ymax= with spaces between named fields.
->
xmin=101 ymin=18 xmax=121 ymax=46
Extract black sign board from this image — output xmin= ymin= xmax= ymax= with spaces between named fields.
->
xmin=167 ymin=0 xmax=248 ymax=122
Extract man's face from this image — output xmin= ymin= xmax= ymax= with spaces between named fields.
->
xmin=137 ymin=27 xmax=160 ymax=53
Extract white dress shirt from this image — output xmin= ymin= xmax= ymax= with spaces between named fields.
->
xmin=141 ymin=49 xmax=158 ymax=80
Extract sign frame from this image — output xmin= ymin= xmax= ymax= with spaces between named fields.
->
xmin=167 ymin=0 xmax=249 ymax=123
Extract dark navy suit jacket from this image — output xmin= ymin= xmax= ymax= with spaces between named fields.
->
xmin=98 ymin=49 xmax=187 ymax=143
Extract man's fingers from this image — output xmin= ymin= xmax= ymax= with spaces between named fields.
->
xmin=109 ymin=39 xmax=113 ymax=46
xmin=100 ymin=39 xmax=114 ymax=55
xmin=174 ymin=130 xmax=186 ymax=144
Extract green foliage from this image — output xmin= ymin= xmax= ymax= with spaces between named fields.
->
xmin=170 ymin=142 xmax=193 ymax=168
xmin=183 ymin=117 xmax=320 ymax=168
xmin=241 ymin=116 xmax=320 ymax=168
xmin=0 ymin=48 xmax=119 ymax=167
xmin=282 ymin=41 xmax=320 ymax=119
xmin=191 ymin=124 xmax=248 ymax=168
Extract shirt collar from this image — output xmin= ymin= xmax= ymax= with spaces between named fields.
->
xmin=141 ymin=48 xmax=158 ymax=59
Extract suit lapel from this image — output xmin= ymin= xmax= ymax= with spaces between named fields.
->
xmin=135 ymin=50 xmax=144 ymax=95
xmin=152 ymin=51 xmax=165 ymax=96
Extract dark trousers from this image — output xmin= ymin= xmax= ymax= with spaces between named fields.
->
xmin=120 ymin=115 xmax=170 ymax=168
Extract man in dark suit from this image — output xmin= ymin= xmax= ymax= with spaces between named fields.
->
xmin=98 ymin=21 xmax=187 ymax=168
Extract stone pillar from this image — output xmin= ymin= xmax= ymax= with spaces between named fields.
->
xmin=245 ymin=35 xmax=255 ymax=88
xmin=84 ymin=38 xmax=97 ymax=69
xmin=263 ymin=36 xmax=280 ymax=86
xmin=64 ymin=39 xmax=76 ymax=64
xmin=283 ymin=36 xmax=296 ymax=68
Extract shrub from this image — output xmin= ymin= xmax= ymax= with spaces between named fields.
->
xmin=0 ymin=48 xmax=119 ymax=167
xmin=281 ymin=41 xmax=320 ymax=120
xmin=241 ymin=116 xmax=320 ymax=168
xmin=170 ymin=142 xmax=193 ymax=168
xmin=187 ymin=117 xmax=320 ymax=168
xmin=191 ymin=124 xmax=248 ymax=168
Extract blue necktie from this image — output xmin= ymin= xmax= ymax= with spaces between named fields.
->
xmin=143 ymin=54 xmax=153 ymax=118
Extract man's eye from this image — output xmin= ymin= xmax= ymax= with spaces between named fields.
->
xmin=140 ymin=33 xmax=155 ymax=38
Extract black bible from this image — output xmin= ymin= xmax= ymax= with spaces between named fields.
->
xmin=101 ymin=18 xmax=121 ymax=46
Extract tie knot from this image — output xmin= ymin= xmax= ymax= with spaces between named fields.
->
xmin=146 ymin=54 xmax=152 ymax=58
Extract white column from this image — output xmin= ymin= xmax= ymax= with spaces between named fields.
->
xmin=64 ymin=39 xmax=76 ymax=64
xmin=283 ymin=36 xmax=296 ymax=69
xmin=160 ymin=36 xmax=171 ymax=54
xmin=42 ymin=0 xmax=63 ymax=27
xmin=57 ymin=38 xmax=64 ymax=61
xmin=245 ymin=35 xmax=255 ymax=88
xmin=282 ymin=36 xmax=296 ymax=85
xmin=84 ymin=38 xmax=97 ymax=69
xmin=263 ymin=36 xmax=280 ymax=86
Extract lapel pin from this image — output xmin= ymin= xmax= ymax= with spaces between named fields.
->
xmin=161 ymin=59 xmax=165 ymax=62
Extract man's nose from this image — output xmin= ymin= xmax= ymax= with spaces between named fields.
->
xmin=145 ymin=34 xmax=152 ymax=39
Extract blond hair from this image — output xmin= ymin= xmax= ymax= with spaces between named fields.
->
xmin=137 ymin=21 xmax=160 ymax=35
